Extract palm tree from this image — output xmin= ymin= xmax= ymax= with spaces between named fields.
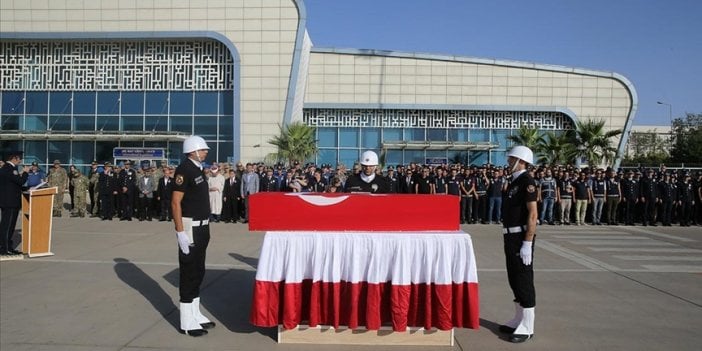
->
xmin=573 ymin=119 xmax=622 ymax=166
xmin=266 ymin=122 xmax=317 ymax=166
xmin=538 ymin=130 xmax=577 ymax=165
xmin=506 ymin=126 xmax=545 ymax=151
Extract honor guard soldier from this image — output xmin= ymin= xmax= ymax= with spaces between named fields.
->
xmin=172 ymin=135 xmax=216 ymax=337
xmin=119 ymin=161 xmax=137 ymax=221
xmin=499 ymin=146 xmax=538 ymax=343
xmin=640 ymin=169 xmax=659 ymax=226
xmin=605 ymin=169 xmax=622 ymax=225
xmin=658 ymin=173 xmax=677 ymax=226
xmin=620 ymin=170 xmax=639 ymax=225
xmin=344 ymin=151 xmax=390 ymax=193
xmin=0 ymin=150 xmax=29 ymax=255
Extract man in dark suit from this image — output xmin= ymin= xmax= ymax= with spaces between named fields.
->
xmin=222 ymin=169 xmax=241 ymax=223
xmin=0 ymin=150 xmax=29 ymax=255
xmin=158 ymin=165 xmax=174 ymax=221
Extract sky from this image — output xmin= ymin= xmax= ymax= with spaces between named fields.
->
xmin=303 ymin=0 xmax=701 ymax=126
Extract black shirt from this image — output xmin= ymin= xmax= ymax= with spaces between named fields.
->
xmin=173 ymin=159 xmax=210 ymax=220
xmin=416 ymin=175 xmax=433 ymax=194
xmin=502 ymin=172 xmax=538 ymax=228
xmin=344 ymin=174 xmax=390 ymax=193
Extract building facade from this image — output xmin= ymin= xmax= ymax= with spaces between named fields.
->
xmin=0 ymin=0 xmax=637 ymax=169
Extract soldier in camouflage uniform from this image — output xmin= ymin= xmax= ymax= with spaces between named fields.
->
xmin=89 ymin=161 xmax=101 ymax=217
xmin=47 ymin=159 xmax=68 ymax=217
xmin=70 ymin=169 xmax=90 ymax=217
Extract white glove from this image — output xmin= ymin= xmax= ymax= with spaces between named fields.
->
xmin=520 ymin=241 xmax=533 ymax=266
xmin=176 ymin=231 xmax=191 ymax=255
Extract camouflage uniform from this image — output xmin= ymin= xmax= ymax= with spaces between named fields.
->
xmin=89 ymin=164 xmax=101 ymax=216
xmin=71 ymin=170 xmax=90 ymax=217
xmin=47 ymin=161 xmax=68 ymax=216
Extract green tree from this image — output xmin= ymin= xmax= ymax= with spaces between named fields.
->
xmin=506 ymin=125 xmax=545 ymax=152
xmin=573 ymin=119 xmax=622 ymax=166
xmin=538 ymin=130 xmax=577 ymax=165
xmin=265 ymin=122 xmax=317 ymax=166
xmin=670 ymin=113 xmax=702 ymax=164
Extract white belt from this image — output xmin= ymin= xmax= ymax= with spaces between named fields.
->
xmin=503 ymin=225 xmax=526 ymax=234
xmin=190 ymin=219 xmax=209 ymax=227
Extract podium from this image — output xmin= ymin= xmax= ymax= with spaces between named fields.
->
xmin=21 ymin=187 xmax=58 ymax=258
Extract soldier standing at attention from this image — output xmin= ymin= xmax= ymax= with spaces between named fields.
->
xmin=70 ymin=169 xmax=90 ymax=217
xmin=172 ymin=136 xmax=216 ymax=337
xmin=621 ymin=170 xmax=639 ymax=226
xmin=47 ymin=159 xmax=68 ymax=217
xmin=119 ymin=161 xmax=137 ymax=221
xmin=499 ymin=145 xmax=538 ymax=343
xmin=605 ymin=169 xmax=622 ymax=225
xmin=98 ymin=163 xmax=118 ymax=220
xmin=89 ymin=161 xmax=101 ymax=217
xmin=640 ymin=169 xmax=659 ymax=226
xmin=658 ymin=173 xmax=677 ymax=226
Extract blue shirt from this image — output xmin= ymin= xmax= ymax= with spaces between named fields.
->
xmin=26 ymin=169 xmax=46 ymax=187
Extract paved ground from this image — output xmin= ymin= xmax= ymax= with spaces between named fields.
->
xmin=1 ymin=210 xmax=701 ymax=350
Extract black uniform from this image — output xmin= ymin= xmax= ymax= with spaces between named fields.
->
xmin=98 ymin=169 xmax=118 ymax=220
xmin=605 ymin=176 xmax=621 ymax=225
xmin=620 ymin=177 xmax=639 ymax=225
xmin=415 ymin=175 xmax=433 ymax=194
xmin=344 ymin=173 xmax=390 ymax=193
xmin=0 ymin=161 xmax=28 ymax=254
xmin=260 ymin=175 xmax=278 ymax=192
xmin=473 ymin=174 xmax=488 ymax=223
xmin=158 ymin=175 xmax=174 ymax=221
xmin=173 ymin=159 xmax=211 ymax=303
xmin=639 ymin=176 xmax=658 ymax=226
xmin=501 ymin=171 xmax=537 ymax=309
xmin=386 ymin=173 xmax=399 ymax=193
xmin=678 ymin=179 xmax=694 ymax=226
xmin=222 ymin=175 xmax=241 ymax=222
xmin=119 ymin=167 xmax=137 ymax=220
xmin=658 ymin=180 xmax=677 ymax=226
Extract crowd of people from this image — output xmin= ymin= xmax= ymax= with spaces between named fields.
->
xmin=8 ymin=158 xmax=702 ymax=228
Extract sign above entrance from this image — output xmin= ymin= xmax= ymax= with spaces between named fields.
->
xmin=113 ymin=148 xmax=165 ymax=159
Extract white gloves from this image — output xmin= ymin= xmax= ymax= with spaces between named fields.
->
xmin=176 ymin=231 xmax=191 ymax=255
xmin=520 ymin=241 xmax=533 ymax=266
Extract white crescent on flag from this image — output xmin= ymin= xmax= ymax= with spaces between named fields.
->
xmin=285 ymin=193 xmax=349 ymax=206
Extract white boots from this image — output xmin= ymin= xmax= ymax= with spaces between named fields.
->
xmin=192 ymin=297 xmax=216 ymax=329
xmin=500 ymin=303 xmax=535 ymax=343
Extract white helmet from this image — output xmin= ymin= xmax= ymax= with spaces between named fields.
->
xmin=507 ymin=145 xmax=534 ymax=165
xmin=183 ymin=135 xmax=210 ymax=154
xmin=360 ymin=150 xmax=379 ymax=166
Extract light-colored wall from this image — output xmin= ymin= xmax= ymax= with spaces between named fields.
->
xmin=304 ymin=51 xmax=633 ymax=134
xmin=0 ymin=0 xmax=301 ymax=162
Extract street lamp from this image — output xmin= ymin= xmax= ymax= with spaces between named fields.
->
xmin=657 ymin=101 xmax=672 ymax=126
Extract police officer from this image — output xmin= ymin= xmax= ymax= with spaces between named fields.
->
xmin=447 ymin=168 xmax=462 ymax=221
xmin=119 ymin=160 xmax=137 ymax=221
xmin=386 ymin=167 xmax=399 ymax=193
xmin=640 ymin=169 xmax=659 ymax=226
xmin=0 ymin=150 xmax=29 ymax=255
xmin=499 ymin=145 xmax=538 ymax=343
xmin=605 ymin=169 xmax=622 ymax=225
xmin=591 ymin=170 xmax=607 ymax=225
xmin=620 ymin=170 xmax=639 ymax=225
xmin=538 ymin=168 xmax=557 ymax=225
xmin=98 ymin=162 xmax=118 ymax=220
xmin=678 ymin=174 xmax=695 ymax=226
xmin=172 ymin=135 xmax=215 ymax=337
xmin=658 ymin=173 xmax=677 ymax=226
xmin=344 ymin=151 xmax=389 ymax=193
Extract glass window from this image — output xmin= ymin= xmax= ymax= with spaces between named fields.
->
xmin=120 ymin=141 xmax=143 ymax=148
xmin=97 ymin=115 xmax=119 ymax=131
xmin=122 ymin=116 xmax=143 ymax=131
xmin=317 ymin=149 xmax=337 ymax=167
xmin=194 ymin=116 xmax=218 ymax=138
xmin=382 ymin=128 xmax=402 ymax=142
xmin=491 ymin=151 xmax=507 ymax=166
xmin=24 ymin=115 xmax=47 ymax=131
xmin=405 ymin=128 xmax=424 ymax=141
xmin=145 ymin=91 xmax=169 ymax=114
xmin=24 ymin=140 xmax=47 ymax=166
xmin=50 ymin=92 xmax=72 ymax=114
xmin=1 ymin=115 xmax=20 ymax=130
xmin=194 ymin=92 xmax=218 ymax=114
xmin=339 ymin=149 xmax=359 ymax=168
xmin=471 ymin=129 xmax=489 ymax=142
xmin=96 ymin=141 xmax=118 ymax=163
xmin=469 ymin=151 xmax=488 ymax=165
xmin=361 ymin=128 xmax=381 ymax=149
xmin=449 ymin=129 xmax=469 ymax=142
xmin=427 ymin=129 xmax=447 ymax=142
xmin=426 ymin=150 xmax=447 ymax=163
xmin=405 ymin=150 xmax=424 ymax=164
xmin=218 ymin=141 xmax=234 ymax=162
xmin=48 ymin=141 xmax=70 ymax=165
xmin=219 ymin=114 xmax=234 ymax=139
xmin=0 ymin=140 xmax=21 ymax=154
xmin=2 ymin=91 xmax=24 ymax=114
xmin=167 ymin=142 xmax=183 ymax=165
xmin=317 ymin=128 xmax=337 ymax=147
xmin=448 ymin=151 xmax=468 ymax=165
xmin=170 ymin=92 xmax=192 ymax=115
xmin=385 ymin=150 xmax=403 ymax=166
xmin=48 ymin=115 xmax=71 ymax=131
xmin=219 ymin=91 xmax=234 ymax=115
xmin=74 ymin=115 xmax=95 ymax=131
xmin=26 ymin=92 xmax=48 ymax=114
xmin=71 ymin=141 xmax=95 ymax=165
xmin=492 ymin=129 xmax=510 ymax=149
xmin=97 ymin=92 xmax=120 ymax=114
xmin=145 ymin=115 xmax=168 ymax=132
xmin=121 ymin=92 xmax=144 ymax=115
xmin=73 ymin=92 xmax=96 ymax=115
xmin=170 ymin=116 xmax=192 ymax=133
xmin=339 ymin=128 xmax=358 ymax=147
